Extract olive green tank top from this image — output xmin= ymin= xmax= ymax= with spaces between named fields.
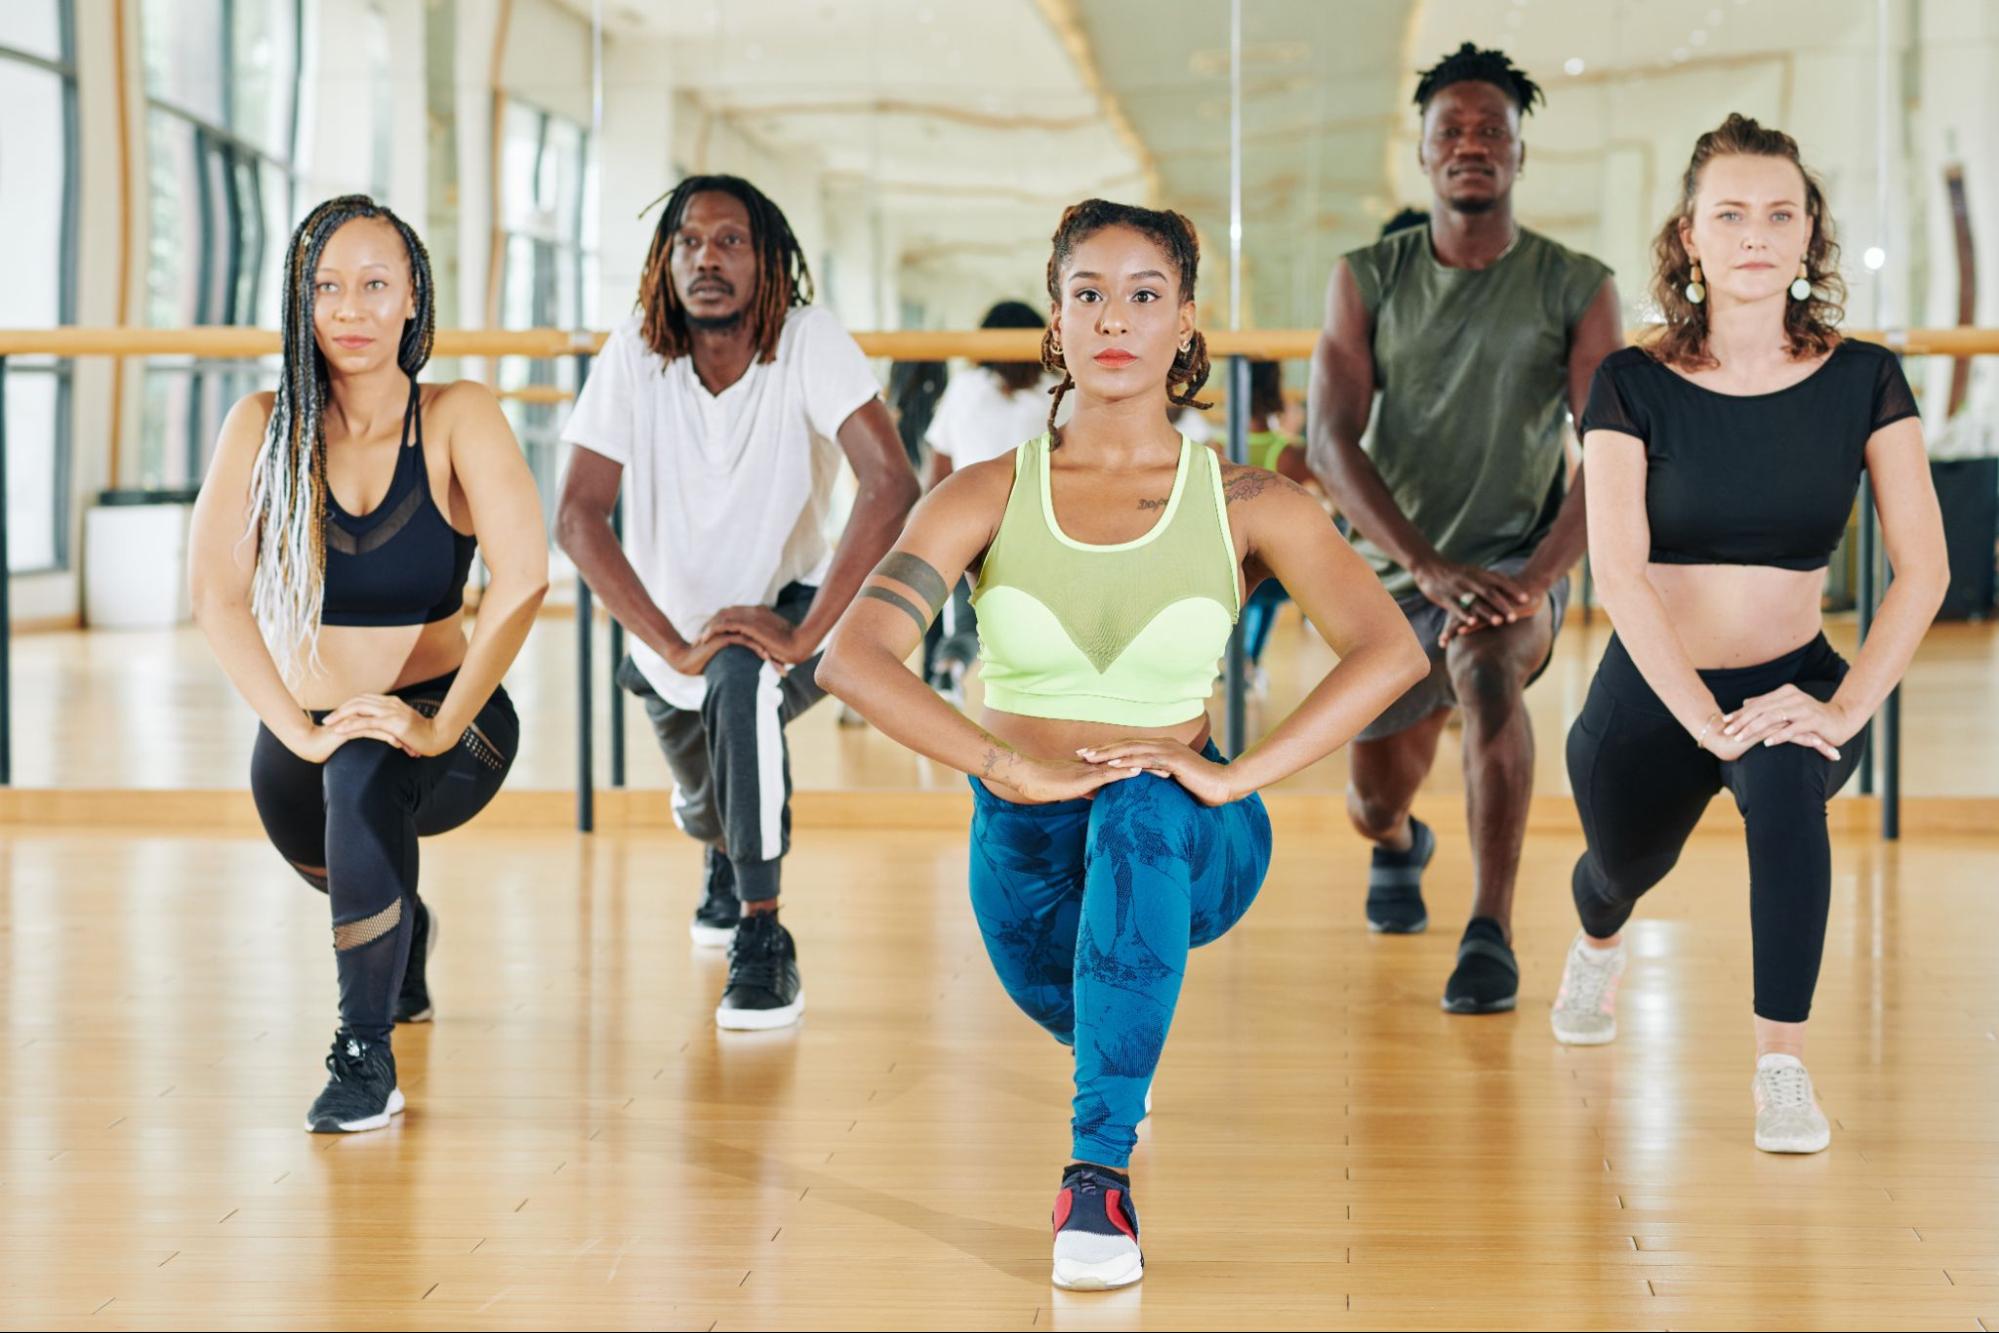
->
xmin=1344 ymin=225 xmax=1610 ymax=597
xmin=971 ymin=434 xmax=1240 ymax=727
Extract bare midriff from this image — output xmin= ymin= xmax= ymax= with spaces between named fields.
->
xmin=1646 ymin=562 xmax=1827 ymax=669
xmin=980 ymin=706 xmax=1212 ymax=766
xmin=295 ymin=618 xmax=469 ymax=709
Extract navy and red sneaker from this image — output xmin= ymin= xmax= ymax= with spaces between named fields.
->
xmin=1051 ymin=1163 xmax=1143 ymax=1290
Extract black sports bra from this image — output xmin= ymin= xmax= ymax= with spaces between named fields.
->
xmin=321 ymin=381 xmax=478 ymax=627
xmin=1580 ymin=341 xmax=1919 ymax=571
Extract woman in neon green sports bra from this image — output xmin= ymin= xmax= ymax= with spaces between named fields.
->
xmin=816 ymin=199 xmax=1426 ymax=1291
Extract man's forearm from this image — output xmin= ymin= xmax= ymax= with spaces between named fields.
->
xmin=797 ymin=474 xmax=919 ymax=650
xmin=1519 ymin=466 xmax=1589 ymax=590
xmin=1312 ymin=437 xmax=1440 ymax=575
xmin=558 ymin=507 xmax=687 ymax=661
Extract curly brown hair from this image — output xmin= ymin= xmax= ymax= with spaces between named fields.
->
xmin=1039 ymin=199 xmax=1212 ymax=434
xmin=1647 ymin=113 xmax=1845 ymax=370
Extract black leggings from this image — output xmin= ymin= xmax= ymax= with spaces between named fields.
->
xmin=250 ymin=671 xmax=518 ymax=1043
xmin=1566 ymin=634 xmax=1862 ymax=1023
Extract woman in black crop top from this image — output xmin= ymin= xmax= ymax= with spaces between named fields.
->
xmin=1552 ymin=117 xmax=1946 ymax=1155
xmin=189 ymin=197 xmax=548 ymax=1134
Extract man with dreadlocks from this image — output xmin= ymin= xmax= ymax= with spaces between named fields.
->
xmin=558 ymin=175 xmax=916 ymax=1031
xmin=191 ymin=196 xmax=548 ymax=1133
xmin=1309 ymin=44 xmax=1623 ymax=1014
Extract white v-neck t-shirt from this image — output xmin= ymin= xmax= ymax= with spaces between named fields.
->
xmin=563 ymin=305 xmax=882 ymax=708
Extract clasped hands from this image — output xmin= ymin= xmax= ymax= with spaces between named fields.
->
xmin=667 ymin=605 xmax=814 ymax=675
xmin=1704 ymin=684 xmax=1857 ymax=763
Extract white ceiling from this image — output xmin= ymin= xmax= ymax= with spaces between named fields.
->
xmin=563 ymin=0 xmax=1894 ymax=328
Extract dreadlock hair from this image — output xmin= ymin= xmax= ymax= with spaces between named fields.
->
xmin=637 ymin=174 xmax=813 ymax=364
xmin=978 ymin=299 xmax=1046 ymax=395
xmin=1413 ymin=42 xmax=1543 ymax=115
xmin=249 ymin=194 xmax=434 ymax=681
xmin=1647 ymin=113 xmax=1845 ymax=371
xmin=1040 ymin=199 xmax=1212 ymax=435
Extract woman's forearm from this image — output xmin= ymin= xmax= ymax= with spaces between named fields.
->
xmin=1830 ymin=566 xmax=1947 ymax=730
xmin=194 ymin=600 xmax=315 ymax=751
xmin=1228 ymin=637 xmax=1427 ymax=793
xmin=432 ymin=572 xmax=547 ymax=739
xmin=1596 ymin=571 xmax=1723 ymax=737
xmin=816 ymin=642 xmax=1030 ymax=787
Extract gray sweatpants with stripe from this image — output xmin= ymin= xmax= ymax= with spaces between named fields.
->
xmin=616 ymin=581 xmax=826 ymax=901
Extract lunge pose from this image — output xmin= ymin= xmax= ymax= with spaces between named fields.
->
xmin=1309 ymin=43 xmax=1622 ymax=1012
xmin=557 ymin=174 xmax=916 ymax=1028
xmin=1554 ymin=115 xmax=1945 ymax=1154
xmin=817 ymin=200 xmax=1425 ymax=1288
xmin=191 ymin=196 xmax=548 ymax=1132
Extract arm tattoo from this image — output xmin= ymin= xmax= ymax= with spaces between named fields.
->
xmin=1223 ymin=467 xmax=1308 ymax=506
xmin=876 ymin=551 xmax=950 ymax=615
xmin=860 ymin=585 xmax=930 ymax=634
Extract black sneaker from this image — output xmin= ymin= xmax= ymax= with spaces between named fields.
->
xmin=1366 ymin=816 xmax=1434 ymax=933
xmin=715 ymin=911 xmax=804 ymax=1030
xmin=690 ymin=848 xmax=741 ymax=948
xmin=1442 ymin=916 xmax=1520 ymax=1014
xmin=393 ymin=898 xmax=436 ymax=1023
xmin=304 ymin=1030 xmax=404 ymax=1133
xmin=1051 ymin=1164 xmax=1143 ymax=1290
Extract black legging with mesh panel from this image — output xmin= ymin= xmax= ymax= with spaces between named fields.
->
xmin=249 ymin=670 xmax=517 ymax=1043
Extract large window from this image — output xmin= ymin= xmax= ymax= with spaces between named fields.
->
xmin=138 ymin=0 xmax=303 ymax=490
xmin=495 ymin=98 xmax=598 ymax=535
xmin=0 ymin=0 xmax=79 ymax=572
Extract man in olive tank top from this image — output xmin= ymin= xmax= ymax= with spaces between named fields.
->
xmin=1308 ymin=44 xmax=1622 ymax=1014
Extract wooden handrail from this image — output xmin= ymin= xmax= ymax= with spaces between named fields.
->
xmin=5 ymin=326 xmax=1999 ymax=360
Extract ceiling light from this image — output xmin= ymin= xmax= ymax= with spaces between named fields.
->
xmin=1564 ymin=57 xmax=1586 ymax=76
xmin=1690 ymin=29 xmax=1708 ymax=45
xmin=1707 ymin=7 xmax=1724 ymax=21
xmin=1671 ymin=46 xmax=1690 ymax=62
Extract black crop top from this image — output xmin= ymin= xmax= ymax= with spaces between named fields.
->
xmin=1579 ymin=341 xmax=1919 ymax=571
xmin=321 ymin=381 xmax=478 ymax=627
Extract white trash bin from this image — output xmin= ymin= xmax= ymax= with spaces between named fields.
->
xmin=85 ymin=497 xmax=194 ymax=629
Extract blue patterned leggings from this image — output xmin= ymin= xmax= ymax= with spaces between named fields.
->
xmin=968 ymin=752 xmax=1273 ymax=1168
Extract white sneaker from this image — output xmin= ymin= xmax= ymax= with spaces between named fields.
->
xmin=1050 ymin=1165 xmax=1143 ymax=1290
xmin=1753 ymin=1054 xmax=1831 ymax=1154
xmin=1550 ymin=932 xmax=1625 ymax=1045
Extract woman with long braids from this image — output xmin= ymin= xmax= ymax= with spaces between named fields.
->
xmin=1552 ymin=116 xmax=1945 ymax=1153
xmin=190 ymin=196 xmax=547 ymax=1133
xmin=816 ymin=200 xmax=1425 ymax=1288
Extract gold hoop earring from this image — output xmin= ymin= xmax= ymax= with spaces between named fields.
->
xmin=1684 ymin=262 xmax=1706 ymax=306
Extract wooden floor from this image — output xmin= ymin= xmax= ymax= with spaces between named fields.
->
xmin=14 ymin=610 xmax=1999 ymax=796
xmin=4 ymin=819 xmax=1997 ymax=1329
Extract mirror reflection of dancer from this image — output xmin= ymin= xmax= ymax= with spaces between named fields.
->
xmin=818 ymin=200 xmax=1426 ymax=1290
xmin=558 ymin=175 xmax=917 ymax=1029
xmin=1554 ymin=116 xmax=1945 ymax=1154
xmin=1309 ymin=44 xmax=1622 ymax=1013
xmin=191 ymin=197 xmax=548 ymax=1132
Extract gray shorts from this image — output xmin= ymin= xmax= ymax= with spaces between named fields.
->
xmin=1355 ymin=555 xmax=1571 ymax=743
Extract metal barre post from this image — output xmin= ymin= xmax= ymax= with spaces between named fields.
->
xmin=1857 ymin=482 xmax=1876 ymax=798
xmin=1225 ymin=355 xmax=1249 ymax=758
xmin=609 ymin=491 xmax=625 ymax=788
xmin=573 ymin=351 xmax=595 ymax=832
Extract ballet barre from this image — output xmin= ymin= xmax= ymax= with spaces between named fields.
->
xmin=4 ymin=324 xmax=1992 ymax=839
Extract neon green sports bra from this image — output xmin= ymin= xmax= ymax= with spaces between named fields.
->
xmin=972 ymin=433 xmax=1241 ymax=727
